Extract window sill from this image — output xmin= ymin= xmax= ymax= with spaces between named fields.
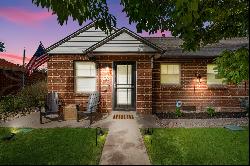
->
xmin=74 ymin=92 xmax=94 ymax=97
xmin=207 ymin=84 xmax=228 ymax=90
xmin=160 ymin=84 xmax=182 ymax=89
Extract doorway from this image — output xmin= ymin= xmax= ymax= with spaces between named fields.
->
xmin=113 ymin=61 xmax=136 ymax=111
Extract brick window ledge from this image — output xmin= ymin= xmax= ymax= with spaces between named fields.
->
xmin=207 ymin=84 xmax=228 ymax=90
xmin=74 ymin=92 xmax=92 ymax=97
xmin=160 ymin=84 xmax=182 ymax=90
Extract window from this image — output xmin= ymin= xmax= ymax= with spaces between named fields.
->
xmin=160 ymin=64 xmax=180 ymax=84
xmin=207 ymin=64 xmax=224 ymax=85
xmin=75 ymin=62 xmax=96 ymax=93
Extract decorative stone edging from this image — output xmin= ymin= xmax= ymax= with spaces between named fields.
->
xmin=0 ymin=108 xmax=39 ymax=124
xmin=156 ymin=117 xmax=249 ymax=128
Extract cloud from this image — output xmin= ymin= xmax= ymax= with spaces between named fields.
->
xmin=139 ymin=30 xmax=172 ymax=37
xmin=0 ymin=7 xmax=53 ymax=27
xmin=0 ymin=52 xmax=31 ymax=65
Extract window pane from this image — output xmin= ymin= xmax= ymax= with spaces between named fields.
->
xmin=75 ymin=78 xmax=96 ymax=92
xmin=117 ymin=89 xmax=131 ymax=105
xmin=207 ymin=73 xmax=223 ymax=85
xmin=167 ymin=65 xmax=174 ymax=74
xmin=75 ymin=62 xmax=96 ymax=77
xmin=173 ymin=65 xmax=180 ymax=74
xmin=207 ymin=64 xmax=217 ymax=74
xmin=161 ymin=74 xmax=180 ymax=84
xmin=161 ymin=64 xmax=168 ymax=74
xmin=116 ymin=65 xmax=132 ymax=85
xmin=207 ymin=64 xmax=224 ymax=85
xmin=161 ymin=64 xmax=180 ymax=84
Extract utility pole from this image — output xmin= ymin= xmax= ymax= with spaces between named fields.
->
xmin=22 ymin=47 xmax=26 ymax=88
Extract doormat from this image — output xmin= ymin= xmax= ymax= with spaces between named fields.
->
xmin=113 ymin=114 xmax=134 ymax=119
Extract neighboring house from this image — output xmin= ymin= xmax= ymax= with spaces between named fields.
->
xmin=0 ymin=59 xmax=46 ymax=97
xmin=45 ymin=22 xmax=249 ymax=118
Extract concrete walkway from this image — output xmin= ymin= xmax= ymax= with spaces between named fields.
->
xmin=92 ymin=111 xmax=151 ymax=165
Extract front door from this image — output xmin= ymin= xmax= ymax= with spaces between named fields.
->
xmin=113 ymin=62 xmax=136 ymax=111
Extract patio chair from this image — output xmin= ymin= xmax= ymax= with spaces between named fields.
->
xmin=39 ymin=91 xmax=63 ymax=124
xmin=76 ymin=91 xmax=100 ymax=125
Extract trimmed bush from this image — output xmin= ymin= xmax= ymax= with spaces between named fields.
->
xmin=207 ymin=107 xmax=216 ymax=117
xmin=175 ymin=107 xmax=182 ymax=117
xmin=0 ymin=95 xmax=15 ymax=113
xmin=16 ymin=81 xmax=47 ymax=108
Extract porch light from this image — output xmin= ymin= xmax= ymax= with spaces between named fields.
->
xmin=196 ymin=73 xmax=201 ymax=84
xmin=104 ymin=63 xmax=109 ymax=71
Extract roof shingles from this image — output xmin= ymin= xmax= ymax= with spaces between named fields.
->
xmin=144 ymin=37 xmax=249 ymax=57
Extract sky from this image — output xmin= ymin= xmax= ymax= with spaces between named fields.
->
xmin=0 ymin=0 xmax=171 ymax=65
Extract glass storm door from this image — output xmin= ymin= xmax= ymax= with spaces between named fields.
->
xmin=113 ymin=62 xmax=136 ymax=111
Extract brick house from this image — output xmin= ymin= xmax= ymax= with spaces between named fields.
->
xmin=46 ymin=22 xmax=249 ymax=118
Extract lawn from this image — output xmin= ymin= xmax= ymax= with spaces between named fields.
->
xmin=0 ymin=127 xmax=107 ymax=165
xmin=142 ymin=127 xmax=249 ymax=165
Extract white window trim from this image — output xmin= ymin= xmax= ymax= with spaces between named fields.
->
xmin=74 ymin=61 xmax=97 ymax=93
xmin=160 ymin=63 xmax=181 ymax=85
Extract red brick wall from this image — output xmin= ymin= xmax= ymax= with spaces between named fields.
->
xmin=152 ymin=58 xmax=249 ymax=112
xmin=95 ymin=55 xmax=153 ymax=114
xmin=47 ymin=55 xmax=89 ymax=110
xmin=48 ymin=54 xmax=153 ymax=114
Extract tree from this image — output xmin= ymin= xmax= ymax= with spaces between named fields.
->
xmin=0 ymin=42 xmax=5 ymax=52
xmin=214 ymin=48 xmax=249 ymax=85
xmin=32 ymin=0 xmax=249 ymax=84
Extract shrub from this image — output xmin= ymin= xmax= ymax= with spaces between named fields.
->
xmin=0 ymin=95 xmax=15 ymax=113
xmin=16 ymin=81 xmax=47 ymax=108
xmin=207 ymin=107 xmax=216 ymax=117
xmin=175 ymin=107 xmax=182 ymax=117
xmin=0 ymin=81 xmax=47 ymax=115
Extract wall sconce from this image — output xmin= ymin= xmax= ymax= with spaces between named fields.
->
xmin=194 ymin=73 xmax=201 ymax=93
xmin=104 ymin=63 xmax=109 ymax=71
xmin=196 ymin=73 xmax=201 ymax=84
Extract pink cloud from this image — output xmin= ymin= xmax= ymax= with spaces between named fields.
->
xmin=0 ymin=52 xmax=31 ymax=65
xmin=0 ymin=7 xmax=53 ymax=27
xmin=139 ymin=30 xmax=172 ymax=37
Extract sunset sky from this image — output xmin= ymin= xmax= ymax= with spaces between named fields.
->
xmin=0 ymin=0 xmax=171 ymax=66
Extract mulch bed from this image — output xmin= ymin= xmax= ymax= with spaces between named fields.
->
xmin=156 ymin=111 xmax=248 ymax=119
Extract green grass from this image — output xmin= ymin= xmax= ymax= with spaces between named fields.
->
xmin=142 ymin=127 xmax=249 ymax=165
xmin=0 ymin=127 xmax=107 ymax=165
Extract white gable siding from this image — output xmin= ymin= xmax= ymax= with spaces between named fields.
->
xmin=93 ymin=32 xmax=157 ymax=52
xmin=48 ymin=27 xmax=110 ymax=54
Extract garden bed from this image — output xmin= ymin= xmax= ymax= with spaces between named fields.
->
xmin=156 ymin=111 xmax=248 ymax=119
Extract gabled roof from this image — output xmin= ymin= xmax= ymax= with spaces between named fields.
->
xmin=46 ymin=21 xmax=118 ymax=54
xmin=45 ymin=21 xmax=248 ymax=57
xmin=84 ymin=27 xmax=164 ymax=55
xmin=145 ymin=37 xmax=249 ymax=57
